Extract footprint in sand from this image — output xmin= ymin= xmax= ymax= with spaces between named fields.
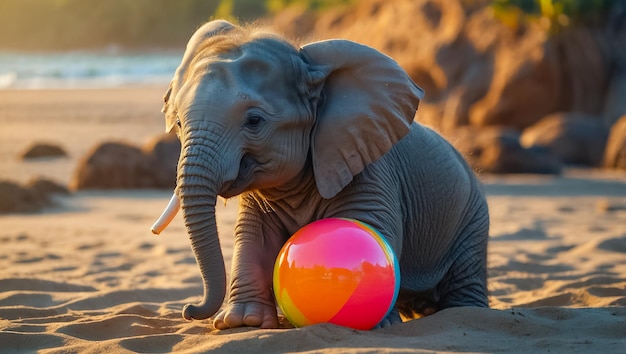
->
xmin=0 ymin=332 xmax=66 ymax=352
xmin=0 ymin=293 xmax=56 ymax=307
xmin=493 ymin=261 xmax=575 ymax=274
xmin=75 ymin=242 xmax=104 ymax=251
xmin=493 ymin=227 xmax=549 ymax=241
xmin=500 ymin=276 xmax=546 ymax=291
xmin=0 ymin=278 xmax=96 ymax=292
xmin=95 ymin=251 xmax=122 ymax=259
xmin=588 ymin=286 xmax=626 ymax=298
xmin=546 ymin=244 xmax=577 ymax=253
xmin=138 ymin=242 xmax=155 ymax=250
xmin=598 ymin=235 xmax=626 ymax=253
xmin=174 ymin=256 xmax=197 ymax=265
xmin=557 ymin=205 xmax=576 ymax=213
xmin=119 ymin=334 xmax=185 ymax=353
xmin=55 ymin=315 xmax=182 ymax=341
xmin=0 ymin=233 xmax=29 ymax=242
xmin=14 ymin=256 xmax=46 ymax=264
xmin=52 ymin=265 xmax=79 ymax=272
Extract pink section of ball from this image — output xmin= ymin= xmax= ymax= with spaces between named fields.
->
xmin=328 ymin=257 xmax=397 ymax=330
xmin=285 ymin=218 xmax=390 ymax=272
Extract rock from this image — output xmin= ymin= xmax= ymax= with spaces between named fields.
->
xmin=302 ymin=0 xmax=498 ymax=134
xmin=604 ymin=115 xmax=626 ymax=169
xmin=603 ymin=69 xmax=626 ymax=128
xmin=596 ymin=199 xmax=626 ymax=213
xmin=20 ymin=142 xmax=67 ymax=159
xmin=71 ymin=134 xmax=181 ymax=190
xmin=520 ymin=112 xmax=609 ymax=166
xmin=142 ymin=133 xmax=180 ymax=189
xmin=310 ymin=0 xmax=473 ymax=99
xmin=292 ymin=0 xmax=612 ymax=133
xmin=451 ymin=126 xmax=562 ymax=174
xmin=554 ymin=29 xmax=610 ymax=116
xmin=268 ymin=4 xmax=317 ymax=41
xmin=0 ymin=177 xmax=68 ymax=214
xmin=603 ymin=13 xmax=626 ymax=127
xmin=0 ymin=180 xmax=49 ymax=213
xmin=468 ymin=28 xmax=560 ymax=129
xmin=70 ymin=142 xmax=153 ymax=190
xmin=27 ymin=177 xmax=70 ymax=196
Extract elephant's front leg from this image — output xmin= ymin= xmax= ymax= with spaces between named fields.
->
xmin=213 ymin=206 xmax=286 ymax=329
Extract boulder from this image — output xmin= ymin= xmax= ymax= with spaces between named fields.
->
xmin=310 ymin=0 xmax=474 ymax=98
xmin=554 ymin=29 xmax=610 ymax=117
xmin=451 ymin=126 xmax=562 ymax=174
xmin=520 ymin=112 xmax=609 ymax=166
xmin=20 ymin=142 xmax=67 ymax=159
xmin=293 ymin=0 xmax=612 ymax=133
xmin=603 ymin=16 xmax=626 ymax=127
xmin=604 ymin=115 xmax=626 ymax=169
xmin=71 ymin=134 xmax=181 ymax=190
xmin=0 ymin=180 xmax=48 ymax=213
xmin=70 ymin=142 xmax=153 ymax=190
xmin=468 ymin=29 xmax=608 ymax=129
xmin=603 ymin=70 xmax=626 ymax=128
xmin=268 ymin=4 xmax=317 ymax=41
xmin=468 ymin=24 xmax=561 ymax=129
xmin=27 ymin=177 xmax=70 ymax=196
xmin=0 ymin=177 xmax=67 ymax=213
xmin=142 ymin=133 xmax=180 ymax=189
xmin=302 ymin=0 xmax=499 ymax=134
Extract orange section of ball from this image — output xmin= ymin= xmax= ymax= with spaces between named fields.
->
xmin=276 ymin=223 xmax=360 ymax=324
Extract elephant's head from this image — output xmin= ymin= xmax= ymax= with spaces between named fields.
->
xmin=151 ymin=20 xmax=424 ymax=321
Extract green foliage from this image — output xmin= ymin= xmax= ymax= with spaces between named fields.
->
xmin=215 ymin=0 xmax=268 ymax=22
xmin=215 ymin=0 xmax=357 ymax=23
xmin=0 ymin=0 xmax=358 ymax=50
xmin=0 ymin=0 xmax=221 ymax=50
xmin=266 ymin=0 xmax=357 ymax=12
xmin=490 ymin=0 xmax=618 ymax=33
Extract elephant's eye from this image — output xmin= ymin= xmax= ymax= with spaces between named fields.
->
xmin=245 ymin=114 xmax=264 ymax=129
xmin=176 ymin=116 xmax=182 ymax=128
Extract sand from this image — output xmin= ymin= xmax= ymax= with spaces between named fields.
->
xmin=0 ymin=88 xmax=625 ymax=353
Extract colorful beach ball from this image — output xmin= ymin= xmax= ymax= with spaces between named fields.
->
xmin=273 ymin=218 xmax=400 ymax=330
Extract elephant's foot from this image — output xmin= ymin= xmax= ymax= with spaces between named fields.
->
xmin=396 ymin=294 xmax=439 ymax=319
xmin=213 ymin=301 xmax=279 ymax=329
xmin=374 ymin=309 xmax=403 ymax=328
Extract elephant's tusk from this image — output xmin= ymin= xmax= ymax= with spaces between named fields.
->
xmin=151 ymin=193 xmax=180 ymax=235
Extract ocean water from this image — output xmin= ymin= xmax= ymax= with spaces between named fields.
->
xmin=0 ymin=51 xmax=183 ymax=89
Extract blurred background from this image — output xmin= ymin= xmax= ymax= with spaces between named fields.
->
xmin=1 ymin=0 xmax=625 ymax=175
xmin=0 ymin=0 xmax=352 ymax=89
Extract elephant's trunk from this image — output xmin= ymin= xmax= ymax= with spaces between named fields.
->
xmin=175 ymin=139 xmax=226 ymax=321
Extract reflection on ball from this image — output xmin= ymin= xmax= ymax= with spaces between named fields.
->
xmin=273 ymin=218 xmax=400 ymax=330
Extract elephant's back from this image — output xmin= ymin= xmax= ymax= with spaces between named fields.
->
xmin=390 ymin=122 xmax=476 ymax=192
xmin=395 ymin=122 xmax=485 ymax=217
xmin=384 ymin=122 xmax=487 ymax=288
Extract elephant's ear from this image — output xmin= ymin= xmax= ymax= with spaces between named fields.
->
xmin=164 ymin=20 xmax=236 ymax=133
xmin=300 ymin=40 xmax=424 ymax=199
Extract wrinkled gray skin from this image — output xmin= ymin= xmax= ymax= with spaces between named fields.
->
xmin=160 ymin=20 xmax=489 ymax=329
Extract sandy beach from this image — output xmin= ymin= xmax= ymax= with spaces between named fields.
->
xmin=1 ymin=87 xmax=625 ymax=353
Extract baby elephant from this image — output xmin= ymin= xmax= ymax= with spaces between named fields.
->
xmin=152 ymin=20 xmax=489 ymax=329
